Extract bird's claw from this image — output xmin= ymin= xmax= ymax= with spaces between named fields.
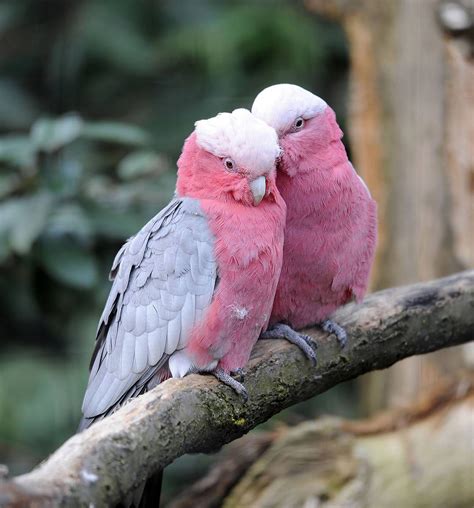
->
xmin=321 ymin=319 xmax=348 ymax=348
xmin=212 ymin=367 xmax=248 ymax=402
xmin=231 ymin=368 xmax=245 ymax=382
xmin=261 ymin=323 xmax=317 ymax=366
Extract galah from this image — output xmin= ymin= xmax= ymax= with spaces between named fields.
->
xmin=79 ymin=108 xmax=285 ymax=431
xmin=252 ymin=83 xmax=377 ymax=354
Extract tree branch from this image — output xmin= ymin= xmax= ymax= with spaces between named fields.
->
xmin=168 ymin=379 xmax=474 ymax=508
xmin=1 ymin=270 xmax=473 ymax=507
xmin=223 ymin=383 xmax=474 ymax=508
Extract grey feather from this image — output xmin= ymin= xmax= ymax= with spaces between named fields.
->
xmin=155 ymin=303 xmax=178 ymax=322
xmin=134 ymin=265 xmax=152 ymax=288
xmin=166 ymin=275 xmax=188 ymax=296
xmin=106 ymin=327 xmax=124 ymax=373
xmin=146 ymin=303 xmax=161 ymax=331
xmin=109 ymin=242 xmax=128 ymax=280
xmin=133 ymin=333 xmax=148 ymax=373
xmin=165 ymin=315 xmax=181 ymax=354
xmin=163 ymin=244 xmax=178 ymax=274
xmin=81 ymin=197 xmax=218 ymax=421
xmin=180 ymin=228 xmax=196 ymax=255
xmin=161 ymin=290 xmax=185 ymax=312
xmin=148 ymin=326 xmax=167 ymax=365
xmin=122 ymin=304 xmax=136 ymax=333
xmin=119 ymin=331 xmax=135 ymax=379
xmin=133 ymin=305 xmax=147 ymax=336
xmin=180 ymin=293 xmax=195 ymax=348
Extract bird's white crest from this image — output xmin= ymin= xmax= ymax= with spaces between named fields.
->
xmin=252 ymin=84 xmax=327 ymax=135
xmin=195 ymin=108 xmax=280 ymax=175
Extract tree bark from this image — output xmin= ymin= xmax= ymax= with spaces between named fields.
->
xmin=222 ymin=380 xmax=474 ymax=508
xmin=305 ymin=0 xmax=474 ymax=412
xmin=0 ymin=270 xmax=473 ymax=508
xmin=166 ymin=434 xmax=274 ymax=508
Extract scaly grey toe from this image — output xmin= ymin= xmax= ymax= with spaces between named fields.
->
xmin=212 ymin=367 xmax=248 ymax=401
xmin=321 ymin=319 xmax=348 ymax=348
xmin=231 ymin=367 xmax=245 ymax=382
xmin=261 ymin=323 xmax=317 ymax=366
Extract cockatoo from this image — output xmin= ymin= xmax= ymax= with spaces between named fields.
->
xmin=79 ymin=108 xmax=285 ymax=431
xmin=252 ymin=84 xmax=377 ymax=356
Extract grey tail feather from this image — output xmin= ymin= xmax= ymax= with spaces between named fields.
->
xmin=77 ymin=416 xmax=95 ymax=433
xmin=120 ymin=470 xmax=163 ymax=508
xmin=138 ymin=470 xmax=163 ymax=508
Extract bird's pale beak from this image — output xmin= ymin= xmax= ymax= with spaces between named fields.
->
xmin=249 ymin=176 xmax=266 ymax=206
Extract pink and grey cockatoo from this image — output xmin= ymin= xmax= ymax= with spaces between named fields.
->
xmin=252 ymin=84 xmax=377 ymax=354
xmin=79 ymin=108 xmax=285 ymax=430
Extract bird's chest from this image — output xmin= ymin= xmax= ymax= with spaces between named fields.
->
xmin=281 ymin=175 xmax=358 ymax=283
xmin=207 ymin=202 xmax=283 ymax=275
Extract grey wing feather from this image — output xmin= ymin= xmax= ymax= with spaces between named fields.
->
xmin=80 ymin=197 xmax=217 ymax=424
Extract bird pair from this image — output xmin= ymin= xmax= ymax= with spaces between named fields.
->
xmin=79 ymin=84 xmax=377 ymax=430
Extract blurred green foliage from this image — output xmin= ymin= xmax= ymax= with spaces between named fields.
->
xmin=0 ymin=0 xmax=349 ymax=483
xmin=0 ymin=113 xmax=175 ymax=471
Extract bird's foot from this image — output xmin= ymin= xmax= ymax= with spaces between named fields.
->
xmin=211 ymin=367 xmax=248 ymax=402
xmin=231 ymin=368 xmax=245 ymax=382
xmin=261 ymin=323 xmax=317 ymax=366
xmin=321 ymin=319 xmax=347 ymax=348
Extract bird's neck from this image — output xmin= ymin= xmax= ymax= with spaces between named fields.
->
xmin=277 ymin=144 xmax=355 ymax=218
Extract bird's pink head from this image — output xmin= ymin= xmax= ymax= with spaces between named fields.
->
xmin=176 ymin=108 xmax=281 ymax=206
xmin=251 ymin=84 xmax=343 ymax=177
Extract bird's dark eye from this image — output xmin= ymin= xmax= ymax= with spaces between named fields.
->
xmin=293 ymin=117 xmax=305 ymax=131
xmin=223 ymin=158 xmax=236 ymax=171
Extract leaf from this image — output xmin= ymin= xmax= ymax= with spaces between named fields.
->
xmin=0 ymin=79 xmax=39 ymax=130
xmin=45 ymin=203 xmax=93 ymax=241
xmin=0 ymin=193 xmax=53 ymax=255
xmin=31 ymin=113 xmax=83 ymax=152
xmin=79 ymin=1 xmax=155 ymax=74
xmin=0 ymin=235 xmax=9 ymax=262
xmin=0 ymin=3 xmax=24 ymax=35
xmin=118 ymin=150 xmax=167 ymax=180
xmin=10 ymin=193 xmax=53 ymax=254
xmin=0 ymin=351 xmax=87 ymax=455
xmin=0 ymin=199 xmax=21 ymax=235
xmin=85 ymin=204 xmax=148 ymax=240
xmin=0 ymin=172 xmax=21 ymax=199
xmin=81 ymin=121 xmax=150 ymax=146
xmin=37 ymin=239 xmax=99 ymax=289
xmin=0 ymin=135 xmax=35 ymax=168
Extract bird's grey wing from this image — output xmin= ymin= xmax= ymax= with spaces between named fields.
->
xmin=81 ymin=197 xmax=217 ymax=423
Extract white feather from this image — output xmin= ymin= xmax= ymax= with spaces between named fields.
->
xmin=168 ymin=350 xmax=218 ymax=378
xmin=194 ymin=108 xmax=280 ymax=176
xmin=168 ymin=350 xmax=195 ymax=378
xmin=252 ymin=83 xmax=327 ymax=134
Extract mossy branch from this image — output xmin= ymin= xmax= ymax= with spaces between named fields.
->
xmin=1 ymin=270 xmax=473 ymax=507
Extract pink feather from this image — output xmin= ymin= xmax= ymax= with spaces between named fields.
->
xmin=176 ymin=134 xmax=286 ymax=372
xmin=271 ymin=107 xmax=377 ymax=328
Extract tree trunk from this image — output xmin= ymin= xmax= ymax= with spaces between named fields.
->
xmin=305 ymin=0 xmax=474 ymax=412
xmin=174 ymin=379 xmax=474 ymax=508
